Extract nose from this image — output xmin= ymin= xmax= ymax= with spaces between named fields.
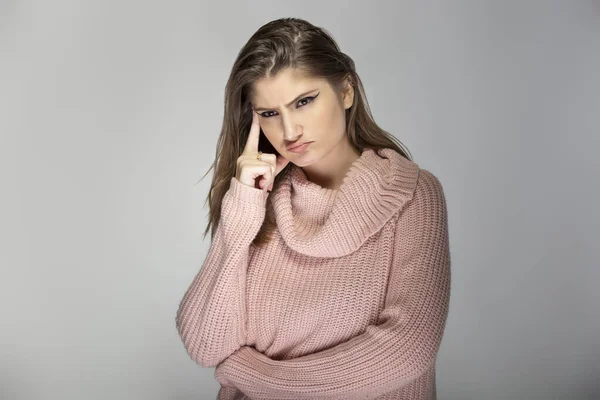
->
xmin=281 ymin=111 xmax=301 ymax=141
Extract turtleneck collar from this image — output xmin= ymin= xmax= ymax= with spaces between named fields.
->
xmin=271 ymin=148 xmax=421 ymax=258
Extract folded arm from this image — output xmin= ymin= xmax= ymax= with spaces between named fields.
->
xmin=215 ymin=171 xmax=452 ymax=399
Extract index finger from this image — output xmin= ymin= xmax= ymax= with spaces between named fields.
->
xmin=243 ymin=110 xmax=261 ymax=154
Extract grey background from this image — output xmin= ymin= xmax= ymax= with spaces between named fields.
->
xmin=1 ymin=1 xmax=599 ymax=399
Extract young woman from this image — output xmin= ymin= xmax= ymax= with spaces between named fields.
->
xmin=176 ymin=17 xmax=451 ymax=400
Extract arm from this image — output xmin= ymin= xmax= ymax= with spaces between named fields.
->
xmin=176 ymin=177 xmax=269 ymax=368
xmin=215 ymin=171 xmax=451 ymax=399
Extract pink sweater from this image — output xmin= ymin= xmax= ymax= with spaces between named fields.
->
xmin=176 ymin=148 xmax=451 ymax=399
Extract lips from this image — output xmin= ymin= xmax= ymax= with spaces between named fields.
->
xmin=287 ymin=141 xmax=312 ymax=151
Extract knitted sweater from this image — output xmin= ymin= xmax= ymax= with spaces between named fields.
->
xmin=176 ymin=148 xmax=451 ymax=399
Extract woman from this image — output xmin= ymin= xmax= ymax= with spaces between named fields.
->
xmin=175 ymin=17 xmax=451 ymax=400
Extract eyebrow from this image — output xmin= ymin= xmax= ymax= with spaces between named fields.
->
xmin=253 ymin=89 xmax=318 ymax=112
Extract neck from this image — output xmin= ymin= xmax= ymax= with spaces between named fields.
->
xmin=301 ymin=140 xmax=361 ymax=190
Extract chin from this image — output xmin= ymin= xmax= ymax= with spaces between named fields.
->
xmin=283 ymin=145 xmax=320 ymax=166
xmin=292 ymin=157 xmax=317 ymax=168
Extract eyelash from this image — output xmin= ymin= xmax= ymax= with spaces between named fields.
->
xmin=259 ymin=94 xmax=318 ymax=118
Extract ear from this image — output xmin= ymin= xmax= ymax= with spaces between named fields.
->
xmin=342 ymin=76 xmax=354 ymax=110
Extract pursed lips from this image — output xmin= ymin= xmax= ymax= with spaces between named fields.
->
xmin=287 ymin=141 xmax=311 ymax=150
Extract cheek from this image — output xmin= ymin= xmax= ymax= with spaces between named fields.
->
xmin=262 ymin=130 xmax=277 ymax=145
xmin=308 ymin=104 xmax=334 ymax=128
xmin=310 ymin=103 xmax=345 ymax=137
xmin=258 ymin=120 xmax=276 ymax=136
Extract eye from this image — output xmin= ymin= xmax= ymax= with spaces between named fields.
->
xmin=259 ymin=94 xmax=318 ymax=119
xmin=297 ymin=96 xmax=315 ymax=107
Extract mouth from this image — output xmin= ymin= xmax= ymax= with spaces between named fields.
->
xmin=287 ymin=141 xmax=313 ymax=151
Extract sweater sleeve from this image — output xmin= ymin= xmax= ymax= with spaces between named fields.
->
xmin=175 ymin=177 xmax=269 ymax=368
xmin=214 ymin=171 xmax=451 ymax=399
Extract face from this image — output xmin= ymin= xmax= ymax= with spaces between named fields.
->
xmin=250 ymin=68 xmax=354 ymax=166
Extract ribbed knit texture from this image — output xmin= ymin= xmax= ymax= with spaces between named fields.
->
xmin=176 ymin=148 xmax=451 ymax=399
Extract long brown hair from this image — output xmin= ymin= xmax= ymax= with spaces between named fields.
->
xmin=200 ymin=17 xmax=412 ymax=247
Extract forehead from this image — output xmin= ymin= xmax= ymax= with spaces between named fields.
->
xmin=251 ymin=68 xmax=327 ymax=104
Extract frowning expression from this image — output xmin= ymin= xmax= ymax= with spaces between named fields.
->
xmin=250 ymin=68 xmax=354 ymax=163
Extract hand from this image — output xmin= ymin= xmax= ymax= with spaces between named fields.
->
xmin=235 ymin=111 xmax=290 ymax=192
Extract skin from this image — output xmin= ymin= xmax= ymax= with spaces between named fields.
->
xmin=250 ymin=67 xmax=360 ymax=191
